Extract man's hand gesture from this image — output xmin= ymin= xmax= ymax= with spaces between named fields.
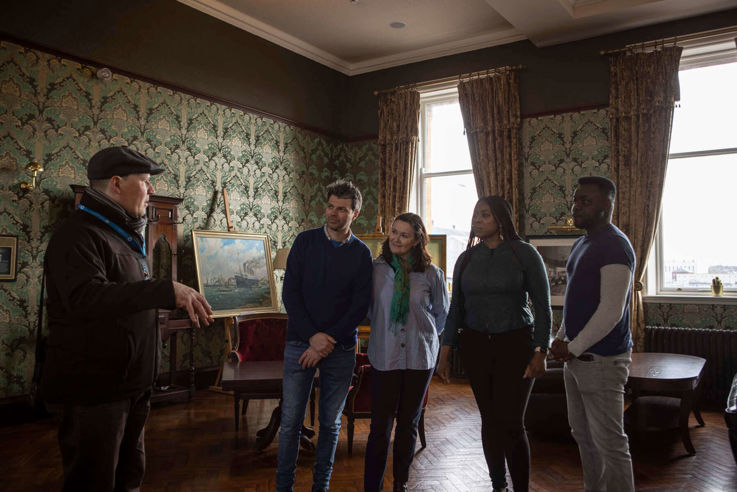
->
xmin=172 ymin=281 xmax=214 ymax=328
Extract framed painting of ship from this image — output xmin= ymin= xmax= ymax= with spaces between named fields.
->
xmin=191 ymin=230 xmax=278 ymax=317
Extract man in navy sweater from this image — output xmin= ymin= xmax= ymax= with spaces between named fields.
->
xmin=276 ymin=179 xmax=373 ymax=492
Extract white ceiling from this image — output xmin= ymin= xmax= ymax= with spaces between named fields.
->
xmin=178 ymin=0 xmax=737 ymax=75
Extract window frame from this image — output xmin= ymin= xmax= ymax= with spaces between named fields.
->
xmin=414 ymin=86 xmax=473 ymax=217
xmin=410 ymin=86 xmax=475 ymax=284
xmin=646 ymin=36 xmax=737 ymax=303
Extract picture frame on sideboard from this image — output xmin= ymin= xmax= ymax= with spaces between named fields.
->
xmin=356 ymin=233 xmax=447 ymax=345
xmin=527 ymin=235 xmax=581 ymax=308
xmin=356 ymin=233 xmax=447 ymax=276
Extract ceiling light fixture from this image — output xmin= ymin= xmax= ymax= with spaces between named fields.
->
xmin=390 ymin=21 xmax=406 ymax=29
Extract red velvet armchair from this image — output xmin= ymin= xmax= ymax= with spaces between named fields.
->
xmin=342 ymin=353 xmax=428 ymax=456
xmin=230 ymin=313 xmax=288 ymax=363
xmin=228 ymin=313 xmax=315 ymax=432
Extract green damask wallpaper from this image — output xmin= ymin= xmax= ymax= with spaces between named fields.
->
xmin=522 ymin=109 xmax=610 ymax=235
xmin=0 ymin=40 xmax=733 ymax=400
xmin=0 ymin=41 xmax=378 ymax=398
xmin=521 ymin=109 xmax=737 ymax=331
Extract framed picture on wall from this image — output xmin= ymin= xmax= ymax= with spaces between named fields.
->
xmin=528 ymin=235 xmax=581 ymax=307
xmin=0 ymin=235 xmax=18 ymax=281
xmin=356 ymin=233 xmax=448 ymax=341
xmin=356 ymin=233 xmax=447 ymax=275
xmin=191 ymin=230 xmax=277 ymax=317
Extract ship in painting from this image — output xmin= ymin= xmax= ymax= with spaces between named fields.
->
xmin=234 ymin=258 xmax=260 ymax=288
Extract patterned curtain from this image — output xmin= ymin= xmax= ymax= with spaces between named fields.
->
xmin=609 ymin=46 xmax=682 ymax=351
xmin=377 ymin=90 xmax=420 ymax=233
xmin=457 ymin=71 xmax=521 ymax=230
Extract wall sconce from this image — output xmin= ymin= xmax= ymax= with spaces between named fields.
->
xmin=20 ymin=162 xmax=44 ymax=191
xmin=96 ymin=67 xmax=113 ymax=81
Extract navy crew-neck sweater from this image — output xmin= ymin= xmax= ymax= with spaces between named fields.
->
xmin=282 ymin=227 xmax=373 ymax=347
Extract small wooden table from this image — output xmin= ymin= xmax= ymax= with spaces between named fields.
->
xmin=221 ymin=360 xmax=316 ymax=450
xmin=627 ymin=352 xmax=706 ymax=455
xmin=152 ymin=313 xmax=195 ymax=404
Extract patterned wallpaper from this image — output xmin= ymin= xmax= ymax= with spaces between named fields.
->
xmin=522 ymin=109 xmax=610 ymax=235
xmin=0 ymin=40 xmax=377 ymax=398
xmin=521 ymin=109 xmax=737 ymax=331
xmin=0 ymin=40 xmax=732 ymax=399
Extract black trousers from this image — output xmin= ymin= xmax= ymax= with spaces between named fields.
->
xmin=460 ymin=328 xmax=534 ymax=492
xmin=363 ymin=367 xmax=434 ymax=492
xmin=56 ymin=390 xmax=151 ymax=492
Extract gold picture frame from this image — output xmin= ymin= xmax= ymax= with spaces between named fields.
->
xmin=191 ymin=230 xmax=278 ymax=317
xmin=0 ymin=235 xmax=17 ymax=281
xmin=356 ymin=233 xmax=447 ymax=347
xmin=356 ymin=233 xmax=447 ymax=275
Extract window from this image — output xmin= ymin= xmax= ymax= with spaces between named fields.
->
xmin=412 ymin=88 xmax=476 ymax=284
xmin=649 ymin=39 xmax=737 ymax=296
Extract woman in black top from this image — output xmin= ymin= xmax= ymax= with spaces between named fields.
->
xmin=436 ymin=195 xmax=551 ymax=492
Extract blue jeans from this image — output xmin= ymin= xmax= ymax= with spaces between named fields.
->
xmin=564 ymin=351 xmax=635 ymax=492
xmin=276 ymin=340 xmax=356 ymax=492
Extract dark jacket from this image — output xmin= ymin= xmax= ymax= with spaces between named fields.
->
xmin=41 ymin=190 xmax=175 ymax=405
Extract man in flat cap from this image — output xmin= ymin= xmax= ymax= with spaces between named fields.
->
xmin=41 ymin=146 xmax=213 ymax=491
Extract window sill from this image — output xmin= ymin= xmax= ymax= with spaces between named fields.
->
xmin=642 ymin=294 xmax=737 ymax=305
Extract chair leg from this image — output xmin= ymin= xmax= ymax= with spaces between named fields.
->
xmin=347 ymin=416 xmax=355 ymax=457
xmin=310 ymin=387 xmax=316 ymax=427
xmin=233 ymin=394 xmax=240 ymax=432
xmin=241 ymin=399 xmax=249 ymax=415
xmin=418 ymin=409 xmax=426 ymax=449
xmin=694 ymin=405 xmax=705 ymax=427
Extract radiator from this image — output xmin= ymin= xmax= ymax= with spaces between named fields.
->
xmin=644 ymin=326 xmax=737 ymax=406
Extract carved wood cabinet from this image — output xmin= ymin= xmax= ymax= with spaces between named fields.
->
xmin=71 ymin=185 xmax=194 ymax=403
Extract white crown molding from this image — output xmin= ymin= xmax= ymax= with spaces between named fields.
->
xmin=346 ymin=29 xmax=527 ymax=75
xmin=178 ymin=0 xmax=526 ymax=76
xmin=532 ymin=7 xmax=724 ymax=47
xmin=178 ymin=0 xmax=348 ymax=71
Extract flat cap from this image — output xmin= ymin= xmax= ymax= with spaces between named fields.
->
xmin=87 ymin=146 xmax=164 ymax=179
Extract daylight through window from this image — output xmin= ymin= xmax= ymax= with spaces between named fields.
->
xmin=652 ymin=49 xmax=737 ymax=295
xmin=414 ymin=90 xmax=475 ymax=285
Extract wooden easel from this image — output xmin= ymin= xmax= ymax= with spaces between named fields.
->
xmin=210 ymin=188 xmax=238 ymax=393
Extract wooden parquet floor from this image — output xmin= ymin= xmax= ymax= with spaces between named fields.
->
xmin=1 ymin=377 xmax=736 ymax=491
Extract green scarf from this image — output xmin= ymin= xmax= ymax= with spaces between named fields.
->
xmin=389 ymin=253 xmax=414 ymax=332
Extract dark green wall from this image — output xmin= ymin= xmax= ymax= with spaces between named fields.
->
xmin=0 ymin=0 xmax=348 ymax=136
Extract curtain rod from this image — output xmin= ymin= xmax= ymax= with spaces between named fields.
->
xmin=600 ymin=25 xmax=737 ymax=56
xmin=373 ymin=64 xmax=525 ymax=96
